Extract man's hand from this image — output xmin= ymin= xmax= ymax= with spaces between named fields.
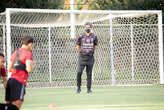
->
xmin=76 ymin=45 xmax=80 ymax=51
xmin=94 ymin=45 xmax=97 ymax=49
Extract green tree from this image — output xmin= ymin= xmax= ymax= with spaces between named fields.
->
xmin=0 ymin=0 xmax=65 ymax=12
xmin=76 ymin=0 xmax=85 ymax=10
xmin=0 ymin=0 xmax=10 ymax=12
xmin=88 ymin=0 xmax=164 ymax=11
xmin=88 ymin=0 xmax=127 ymax=10
xmin=88 ymin=0 xmax=164 ymax=23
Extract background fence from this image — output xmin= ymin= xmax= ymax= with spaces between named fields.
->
xmin=0 ymin=9 xmax=163 ymax=87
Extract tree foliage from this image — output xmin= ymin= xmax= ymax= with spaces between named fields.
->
xmin=88 ymin=0 xmax=164 ymax=22
xmin=1 ymin=0 xmax=163 ymax=12
xmin=88 ymin=0 xmax=164 ymax=10
xmin=0 ymin=0 xmax=65 ymax=12
xmin=88 ymin=0 xmax=123 ymax=10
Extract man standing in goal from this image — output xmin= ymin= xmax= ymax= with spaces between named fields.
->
xmin=76 ymin=22 xmax=98 ymax=93
xmin=5 ymin=36 xmax=34 ymax=110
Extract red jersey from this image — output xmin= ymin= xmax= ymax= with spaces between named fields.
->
xmin=0 ymin=65 xmax=7 ymax=77
xmin=10 ymin=48 xmax=32 ymax=85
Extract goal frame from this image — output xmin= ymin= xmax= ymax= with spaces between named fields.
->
xmin=5 ymin=8 xmax=164 ymax=85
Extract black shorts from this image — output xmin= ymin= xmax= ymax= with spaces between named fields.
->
xmin=5 ymin=78 xmax=26 ymax=101
xmin=78 ymin=54 xmax=94 ymax=66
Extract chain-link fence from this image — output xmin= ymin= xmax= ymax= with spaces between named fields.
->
xmin=0 ymin=9 xmax=163 ymax=88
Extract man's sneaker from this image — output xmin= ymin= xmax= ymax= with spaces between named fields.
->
xmin=87 ymin=89 xmax=92 ymax=93
xmin=77 ymin=88 xmax=81 ymax=93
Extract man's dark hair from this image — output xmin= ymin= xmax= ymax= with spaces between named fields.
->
xmin=0 ymin=53 xmax=4 ymax=57
xmin=22 ymin=36 xmax=34 ymax=45
xmin=85 ymin=22 xmax=93 ymax=28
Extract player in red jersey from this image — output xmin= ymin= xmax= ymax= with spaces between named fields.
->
xmin=5 ymin=36 xmax=34 ymax=110
xmin=0 ymin=53 xmax=18 ymax=110
xmin=0 ymin=53 xmax=7 ymax=88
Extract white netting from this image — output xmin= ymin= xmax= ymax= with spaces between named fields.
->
xmin=0 ymin=13 xmax=5 ymax=102
xmin=0 ymin=9 xmax=163 ymax=87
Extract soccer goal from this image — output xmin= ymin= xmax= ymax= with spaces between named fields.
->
xmin=1 ymin=8 xmax=163 ymax=87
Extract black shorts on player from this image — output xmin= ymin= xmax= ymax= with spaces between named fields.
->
xmin=5 ymin=78 xmax=26 ymax=101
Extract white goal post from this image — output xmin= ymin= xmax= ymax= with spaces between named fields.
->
xmin=1 ymin=8 xmax=163 ymax=87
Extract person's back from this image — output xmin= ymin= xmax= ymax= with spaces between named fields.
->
xmin=10 ymin=48 xmax=32 ymax=85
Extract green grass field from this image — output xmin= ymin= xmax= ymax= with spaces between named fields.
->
xmin=18 ymin=85 xmax=164 ymax=110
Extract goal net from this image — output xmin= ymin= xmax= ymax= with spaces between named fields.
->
xmin=1 ymin=9 xmax=163 ymax=87
xmin=0 ymin=13 xmax=6 ymax=102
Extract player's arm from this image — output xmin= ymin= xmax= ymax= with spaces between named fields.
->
xmin=94 ymin=36 xmax=98 ymax=50
xmin=1 ymin=66 xmax=7 ymax=88
xmin=76 ymin=45 xmax=80 ymax=51
xmin=26 ymin=59 xmax=33 ymax=72
xmin=8 ymin=61 xmax=14 ymax=72
xmin=76 ymin=36 xmax=81 ymax=51
xmin=2 ymin=76 xmax=7 ymax=88
xmin=94 ymin=45 xmax=97 ymax=49
xmin=8 ymin=51 xmax=17 ymax=72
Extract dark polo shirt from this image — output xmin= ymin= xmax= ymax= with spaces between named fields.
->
xmin=76 ymin=32 xmax=98 ymax=56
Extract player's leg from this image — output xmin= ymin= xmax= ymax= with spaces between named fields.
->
xmin=11 ymin=79 xmax=25 ymax=109
xmin=5 ymin=78 xmax=26 ymax=109
xmin=86 ymin=56 xmax=94 ymax=93
xmin=5 ymin=78 xmax=12 ymax=104
xmin=12 ymin=100 xmax=23 ymax=109
xmin=4 ymin=79 xmax=20 ymax=110
xmin=77 ymin=64 xmax=85 ymax=93
xmin=86 ymin=64 xmax=93 ymax=93
xmin=77 ymin=55 xmax=88 ymax=93
xmin=0 ymin=103 xmax=19 ymax=110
